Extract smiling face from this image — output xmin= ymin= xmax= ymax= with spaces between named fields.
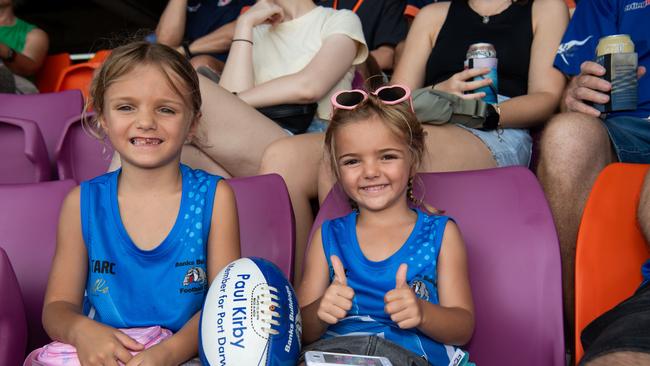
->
xmin=334 ymin=114 xmax=415 ymax=213
xmin=99 ymin=64 xmax=196 ymax=171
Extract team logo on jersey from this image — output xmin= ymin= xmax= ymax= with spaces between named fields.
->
xmin=557 ymin=36 xmax=593 ymax=65
xmin=183 ymin=267 xmax=207 ymax=286
xmin=410 ymin=280 xmax=430 ymax=301
xmin=91 ymin=278 xmax=109 ymax=295
xmin=624 ymin=0 xmax=649 ymax=11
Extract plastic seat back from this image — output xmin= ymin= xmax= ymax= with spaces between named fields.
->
xmin=89 ymin=49 xmax=111 ymax=63
xmin=0 ymin=247 xmax=28 ymax=366
xmin=574 ymin=163 xmax=650 ymax=363
xmin=0 ymin=116 xmax=50 ymax=183
xmin=228 ymin=174 xmax=295 ymax=281
xmin=55 ymin=113 xmax=113 ymax=182
xmin=0 ymin=180 xmax=76 ymax=351
xmin=0 ymin=90 xmax=84 ymax=166
xmin=311 ymin=167 xmax=565 ymax=366
xmin=55 ymin=62 xmax=101 ymax=101
xmin=35 ymin=53 xmax=72 ymax=93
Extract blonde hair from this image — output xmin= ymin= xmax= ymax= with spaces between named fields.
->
xmin=83 ymin=41 xmax=201 ymax=139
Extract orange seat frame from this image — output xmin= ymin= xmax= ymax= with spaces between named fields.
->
xmin=574 ymin=163 xmax=650 ymax=363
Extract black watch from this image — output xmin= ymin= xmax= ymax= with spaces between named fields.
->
xmin=482 ymin=103 xmax=500 ymax=131
xmin=2 ymin=47 xmax=16 ymax=63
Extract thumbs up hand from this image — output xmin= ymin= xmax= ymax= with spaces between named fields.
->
xmin=317 ymin=255 xmax=355 ymax=325
xmin=384 ymin=263 xmax=423 ymax=329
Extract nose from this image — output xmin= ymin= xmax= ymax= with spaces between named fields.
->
xmin=362 ymin=160 xmax=379 ymax=179
xmin=135 ymin=109 xmax=157 ymax=130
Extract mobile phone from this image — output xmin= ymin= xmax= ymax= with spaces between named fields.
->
xmin=304 ymin=351 xmax=393 ymax=366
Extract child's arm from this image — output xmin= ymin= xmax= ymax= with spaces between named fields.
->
xmin=126 ymin=180 xmax=241 ymax=366
xmin=43 ymin=187 xmax=145 ymax=365
xmin=384 ymin=221 xmax=474 ymax=345
xmin=297 ymin=228 xmax=355 ymax=344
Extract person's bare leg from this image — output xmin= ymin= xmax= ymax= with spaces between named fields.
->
xmin=585 ymin=351 xmax=650 ymax=366
xmin=259 ymin=133 xmax=325 ymax=284
xmin=195 ymin=74 xmax=288 ymax=177
xmin=181 ymin=143 xmax=231 ymax=177
xmin=536 ymin=112 xmax=617 ymax=331
xmin=420 ymin=125 xmax=497 ymax=171
xmin=639 ymin=170 xmax=650 ymax=242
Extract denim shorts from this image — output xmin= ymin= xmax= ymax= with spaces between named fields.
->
xmin=580 ymin=282 xmax=650 ymax=364
xmin=456 ymin=126 xmax=532 ymax=167
xmin=602 ymin=116 xmax=650 ymax=163
xmin=284 ymin=117 xmax=328 ymax=135
xmin=299 ymin=335 xmax=430 ymax=366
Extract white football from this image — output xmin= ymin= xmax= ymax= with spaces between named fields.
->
xmin=200 ymin=257 xmax=302 ymax=366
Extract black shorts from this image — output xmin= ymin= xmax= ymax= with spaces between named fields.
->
xmin=299 ymin=335 xmax=430 ymax=366
xmin=580 ymin=281 xmax=650 ymax=364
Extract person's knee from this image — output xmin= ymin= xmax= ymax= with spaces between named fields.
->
xmin=539 ymin=112 xmax=611 ymax=179
xmin=639 ymin=171 xmax=650 ymax=240
xmin=259 ymin=137 xmax=297 ymax=176
xmin=584 ymin=351 xmax=650 ymax=366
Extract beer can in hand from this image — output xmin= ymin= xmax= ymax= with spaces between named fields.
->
xmin=465 ymin=43 xmax=498 ymax=104
xmin=595 ymin=34 xmax=637 ymax=113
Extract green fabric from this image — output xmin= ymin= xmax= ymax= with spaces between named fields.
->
xmin=0 ymin=18 xmax=36 ymax=52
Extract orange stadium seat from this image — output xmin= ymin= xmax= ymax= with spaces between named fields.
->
xmin=54 ymin=62 xmax=101 ymax=101
xmin=35 ymin=53 xmax=71 ymax=93
xmin=89 ymin=49 xmax=111 ymax=63
xmin=574 ymin=163 xmax=650 ymax=364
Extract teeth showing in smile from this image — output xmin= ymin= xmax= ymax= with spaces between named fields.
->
xmin=130 ymin=137 xmax=162 ymax=146
xmin=361 ymin=184 xmax=387 ymax=192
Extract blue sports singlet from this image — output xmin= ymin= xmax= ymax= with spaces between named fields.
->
xmin=321 ymin=209 xmax=458 ymax=365
xmin=80 ymin=164 xmax=222 ymax=332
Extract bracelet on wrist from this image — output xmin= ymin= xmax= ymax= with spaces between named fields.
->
xmin=232 ymin=38 xmax=254 ymax=46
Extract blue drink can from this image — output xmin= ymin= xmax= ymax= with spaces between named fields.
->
xmin=465 ymin=43 xmax=498 ymax=104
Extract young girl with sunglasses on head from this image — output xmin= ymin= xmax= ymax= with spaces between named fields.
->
xmin=40 ymin=41 xmax=240 ymax=366
xmin=297 ymin=85 xmax=474 ymax=366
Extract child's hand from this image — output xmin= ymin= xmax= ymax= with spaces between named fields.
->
xmin=74 ymin=320 xmax=144 ymax=365
xmin=317 ymin=255 xmax=355 ymax=324
xmin=125 ymin=342 xmax=173 ymax=366
xmin=384 ymin=263 xmax=424 ymax=329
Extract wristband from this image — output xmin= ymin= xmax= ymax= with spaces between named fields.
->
xmin=232 ymin=38 xmax=254 ymax=46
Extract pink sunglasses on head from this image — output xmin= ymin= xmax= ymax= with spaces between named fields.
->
xmin=331 ymin=84 xmax=414 ymax=112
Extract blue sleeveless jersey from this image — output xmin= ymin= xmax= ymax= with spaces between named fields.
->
xmin=80 ymin=164 xmax=222 ymax=332
xmin=321 ymin=209 xmax=457 ymax=365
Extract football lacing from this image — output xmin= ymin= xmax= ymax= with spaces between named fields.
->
xmin=259 ymin=285 xmax=281 ymax=336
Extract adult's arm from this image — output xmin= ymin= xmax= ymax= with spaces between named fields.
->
xmin=497 ymin=0 xmax=569 ymax=128
xmin=391 ymin=3 xmax=448 ymax=90
xmin=0 ymin=27 xmax=48 ymax=77
xmin=155 ymin=0 xmax=188 ymax=48
xmin=187 ymin=20 xmax=237 ymax=55
xmin=370 ymin=0 xmax=408 ymax=70
xmin=237 ymin=34 xmax=358 ymax=107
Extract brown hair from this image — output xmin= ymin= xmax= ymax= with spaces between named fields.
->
xmin=83 ymin=41 xmax=201 ymax=139
xmin=325 ymin=94 xmax=426 ymax=179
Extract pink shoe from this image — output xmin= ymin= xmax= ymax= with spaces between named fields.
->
xmin=24 ymin=326 xmax=173 ymax=366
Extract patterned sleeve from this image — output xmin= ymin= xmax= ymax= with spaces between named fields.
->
xmin=554 ymin=0 xmax=618 ymax=76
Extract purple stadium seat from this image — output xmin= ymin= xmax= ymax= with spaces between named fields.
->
xmin=0 ymin=90 xmax=84 ymax=168
xmin=0 ymin=116 xmax=50 ymax=183
xmin=228 ymin=174 xmax=295 ymax=281
xmin=55 ymin=113 xmax=114 ymax=182
xmin=0 ymin=247 xmax=28 ymax=366
xmin=0 ymin=180 xmax=76 ymax=352
xmin=310 ymin=167 xmax=565 ymax=366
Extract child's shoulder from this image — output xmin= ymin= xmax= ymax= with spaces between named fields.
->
xmin=180 ymin=164 xmax=224 ymax=182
